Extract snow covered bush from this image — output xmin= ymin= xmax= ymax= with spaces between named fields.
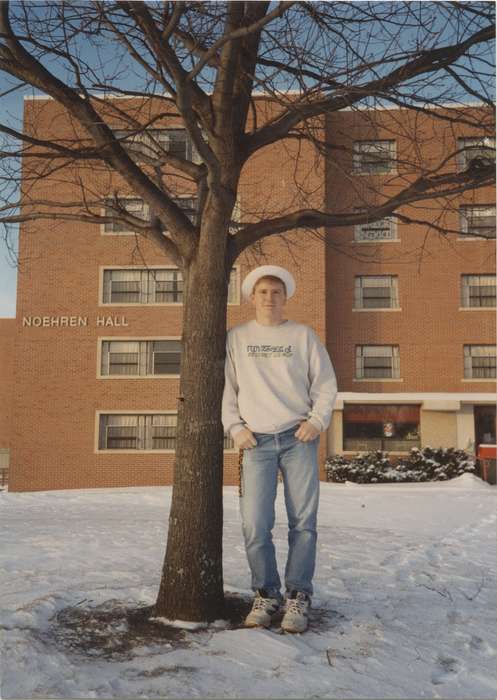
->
xmin=325 ymin=447 xmax=476 ymax=483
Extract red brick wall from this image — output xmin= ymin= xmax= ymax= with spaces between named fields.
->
xmin=0 ymin=318 xmax=15 ymax=448
xmin=9 ymin=97 xmax=327 ymax=491
xmin=9 ymin=99 xmax=494 ymax=491
xmin=325 ymin=107 xmax=495 ymax=394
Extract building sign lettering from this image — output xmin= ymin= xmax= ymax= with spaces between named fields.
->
xmin=22 ymin=315 xmax=128 ymax=328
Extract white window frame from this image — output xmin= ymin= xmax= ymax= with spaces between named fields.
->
xmin=463 ymin=345 xmax=496 ymax=381
xmin=460 ymin=275 xmax=496 ymax=309
xmin=457 ymin=136 xmax=496 ymax=171
xmin=459 ymin=205 xmax=496 ymax=240
xmin=114 ymin=128 xmax=195 ymax=163
xmin=161 ymin=195 xmax=198 ymax=235
xmin=99 ymin=265 xmax=241 ymax=306
xmin=355 ymin=345 xmax=401 ymax=381
xmin=354 ymin=276 xmax=400 ymax=310
xmin=353 ymin=140 xmax=397 ymax=174
xmin=354 ymin=212 xmax=398 ymax=242
xmin=94 ymin=410 xmax=235 ymax=452
xmin=101 ymin=197 xmax=150 ymax=236
xmin=97 ymin=337 xmax=181 ymax=379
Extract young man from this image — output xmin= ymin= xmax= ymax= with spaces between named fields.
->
xmin=222 ymin=265 xmax=337 ymax=633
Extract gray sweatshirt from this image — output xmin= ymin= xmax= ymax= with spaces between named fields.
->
xmin=222 ymin=319 xmax=338 ymax=438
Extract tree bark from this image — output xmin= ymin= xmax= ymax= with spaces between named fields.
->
xmin=154 ymin=229 xmax=230 ymax=622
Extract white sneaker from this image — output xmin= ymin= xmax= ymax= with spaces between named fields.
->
xmin=245 ymin=590 xmax=281 ymax=628
xmin=281 ymin=590 xmax=311 ymax=633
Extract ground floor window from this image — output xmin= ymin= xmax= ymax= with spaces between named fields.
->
xmin=464 ymin=345 xmax=496 ymax=379
xmin=343 ymin=404 xmax=420 ymax=452
xmin=98 ymin=413 xmax=234 ymax=451
xmin=474 ymin=405 xmax=496 ymax=449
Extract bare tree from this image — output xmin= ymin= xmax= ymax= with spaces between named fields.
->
xmin=0 ymin=1 xmax=494 ymax=621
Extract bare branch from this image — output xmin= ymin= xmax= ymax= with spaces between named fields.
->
xmin=230 ymin=163 xmax=494 ymax=259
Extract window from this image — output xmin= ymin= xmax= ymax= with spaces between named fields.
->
xmin=353 ymin=140 xmax=396 ymax=174
xmin=461 ymin=275 xmax=496 ymax=308
xmin=457 ymin=137 xmax=495 ymax=171
xmin=464 ymin=345 xmax=496 ymax=379
xmin=153 ymin=269 xmax=183 ymax=303
xmin=98 ymin=413 xmax=235 ymax=451
xmin=152 ymin=341 xmax=181 ymax=375
xmin=102 ymin=196 xmax=198 ymax=235
xmin=460 ymin=206 xmax=496 ymax=239
xmin=103 ymin=270 xmax=144 ymax=303
xmin=355 ymin=276 xmax=399 ymax=309
xmin=227 ymin=267 xmax=240 ymax=304
xmin=356 ymin=345 xmax=400 ymax=380
xmin=103 ymin=198 xmax=149 ymax=234
xmin=101 ymin=340 xmax=181 ymax=376
xmin=343 ymin=404 xmax=420 ymax=452
xmin=98 ymin=414 xmax=176 ymax=450
xmin=166 ymin=196 xmax=197 ymax=227
xmin=354 ymin=214 xmax=397 ymax=242
xmin=114 ymin=128 xmax=195 ymax=162
xmin=102 ymin=267 xmax=240 ymax=305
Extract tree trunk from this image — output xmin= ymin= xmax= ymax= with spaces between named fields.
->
xmin=154 ymin=233 xmax=230 ymax=622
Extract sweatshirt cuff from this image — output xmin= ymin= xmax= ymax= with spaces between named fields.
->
xmin=308 ymin=415 xmax=324 ymax=432
xmin=230 ymin=423 xmax=246 ymax=439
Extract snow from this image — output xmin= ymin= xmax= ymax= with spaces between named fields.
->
xmin=1 ymin=476 xmax=496 ymax=699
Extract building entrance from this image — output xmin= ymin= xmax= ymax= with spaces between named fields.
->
xmin=474 ymin=405 xmax=496 ymax=452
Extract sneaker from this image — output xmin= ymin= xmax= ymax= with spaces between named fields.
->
xmin=281 ymin=590 xmax=311 ymax=633
xmin=245 ymin=589 xmax=281 ymax=628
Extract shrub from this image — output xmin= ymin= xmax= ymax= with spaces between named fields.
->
xmin=325 ymin=446 xmax=475 ymax=483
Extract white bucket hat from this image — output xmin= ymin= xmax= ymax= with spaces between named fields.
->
xmin=241 ymin=265 xmax=296 ymax=300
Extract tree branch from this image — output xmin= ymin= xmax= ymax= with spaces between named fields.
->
xmin=243 ymin=23 xmax=495 ymax=159
xmin=229 ymin=164 xmax=494 ymax=260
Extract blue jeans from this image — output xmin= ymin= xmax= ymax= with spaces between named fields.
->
xmin=239 ymin=424 xmax=320 ymax=599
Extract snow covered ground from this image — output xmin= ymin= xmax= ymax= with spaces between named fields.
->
xmin=1 ymin=474 xmax=496 ymax=699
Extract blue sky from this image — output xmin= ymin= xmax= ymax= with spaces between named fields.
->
xmin=0 ymin=90 xmax=22 ymax=317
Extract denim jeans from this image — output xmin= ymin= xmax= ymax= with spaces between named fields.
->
xmin=239 ymin=424 xmax=320 ymax=599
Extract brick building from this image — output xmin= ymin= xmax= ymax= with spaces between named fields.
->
xmin=1 ymin=98 xmax=495 ymax=492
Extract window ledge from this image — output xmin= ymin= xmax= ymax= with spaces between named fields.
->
xmin=99 ymin=302 xmax=240 ymax=307
xmin=100 ymin=302 xmax=183 ymax=307
xmin=353 ymin=169 xmax=398 ymax=176
xmin=101 ymin=231 xmax=140 ymax=236
xmin=458 ymin=307 xmax=496 ymax=311
xmin=96 ymin=449 xmax=176 ymax=454
xmin=456 ymin=237 xmax=496 ymax=242
xmin=461 ymin=378 xmax=497 ymax=383
xmin=95 ymin=448 xmax=236 ymax=454
xmin=97 ymin=375 xmax=181 ymax=380
xmin=352 ymin=308 xmax=402 ymax=312
xmin=350 ymin=239 xmax=400 ymax=244
xmin=353 ymin=378 xmax=404 ymax=383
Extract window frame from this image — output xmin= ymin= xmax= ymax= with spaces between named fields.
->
xmin=99 ymin=265 xmax=241 ymax=306
xmin=457 ymin=136 xmax=496 ymax=172
xmin=354 ymin=275 xmax=400 ymax=310
xmin=98 ymin=337 xmax=182 ymax=379
xmin=459 ymin=205 xmax=496 ymax=241
xmin=113 ymin=127 xmax=195 ymax=163
xmin=355 ymin=345 xmax=401 ymax=381
xmin=95 ymin=410 xmax=236 ymax=452
xmin=343 ymin=403 xmax=421 ymax=453
xmin=353 ymin=140 xmax=397 ymax=175
xmin=463 ymin=345 xmax=497 ymax=380
xmin=353 ymin=212 xmax=398 ymax=243
xmin=460 ymin=275 xmax=497 ymax=309
xmin=101 ymin=197 xmax=150 ymax=236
